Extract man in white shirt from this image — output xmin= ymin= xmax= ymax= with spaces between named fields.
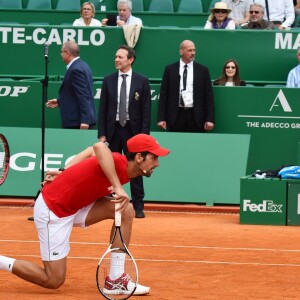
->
xmin=287 ymin=48 xmax=300 ymax=87
xmin=222 ymin=0 xmax=252 ymax=26
xmin=255 ymin=0 xmax=295 ymax=29
xmin=102 ymin=0 xmax=143 ymax=27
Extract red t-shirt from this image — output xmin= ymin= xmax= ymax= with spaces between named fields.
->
xmin=42 ymin=153 xmax=129 ymax=217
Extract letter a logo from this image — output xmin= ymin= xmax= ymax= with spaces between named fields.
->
xmin=269 ymin=89 xmax=292 ymax=112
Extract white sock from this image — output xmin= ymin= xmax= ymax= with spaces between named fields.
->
xmin=0 ymin=255 xmax=16 ymax=272
xmin=109 ymin=252 xmax=126 ymax=280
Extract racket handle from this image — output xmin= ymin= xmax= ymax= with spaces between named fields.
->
xmin=115 ymin=203 xmax=121 ymax=227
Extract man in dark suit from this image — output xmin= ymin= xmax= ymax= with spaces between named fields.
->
xmin=98 ymin=45 xmax=151 ymax=218
xmin=157 ymin=40 xmax=214 ymax=133
xmin=46 ymin=41 xmax=96 ymax=129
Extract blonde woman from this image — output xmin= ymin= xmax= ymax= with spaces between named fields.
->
xmin=73 ymin=2 xmax=102 ymax=27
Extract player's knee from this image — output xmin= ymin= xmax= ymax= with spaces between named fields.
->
xmin=41 ymin=274 xmax=66 ymax=289
xmin=46 ymin=278 xmax=65 ymax=289
xmin=123 ymin=202 xmax=134 ymax=220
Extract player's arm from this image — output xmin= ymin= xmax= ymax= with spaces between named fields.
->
xmin=93 ymin=142 xmax=129 ymax=210
xmin=44 ymin=146 xmax=95 ymax=183
xmin=65 ymin=146 xmax=95 ymax=168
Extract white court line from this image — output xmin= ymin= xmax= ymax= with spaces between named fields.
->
xmin=9 ymin=254 xmax=300 ymax=268
xmin=1 ymin=239 xmax=300 ymax=253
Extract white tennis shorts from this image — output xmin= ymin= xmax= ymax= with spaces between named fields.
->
xmin=34 ymin=193 xmax=95 ymax=261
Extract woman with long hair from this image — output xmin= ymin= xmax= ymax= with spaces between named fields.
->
xmin=213 ymin=59 xmax=246 ymax=86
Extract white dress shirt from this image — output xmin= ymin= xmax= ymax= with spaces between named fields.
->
xmin=179 ymin=60 xmax=194 ymax=107
xmin=255 ymin=0 xmax=295 ymax=29
xmin=117 ymin=15 xmax=143 ymax=26
xmin=287 ymin=64 xmax=300 ymax=88
xmin=66 ymin=56 xmax=80 ymax=70
xmin=222 ymin=0 xmax=252 ymax=22
xmin=117 ymin=69 xmax=132 ymax=121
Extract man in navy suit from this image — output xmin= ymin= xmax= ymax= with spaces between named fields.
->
xmin=157 ymin=40 xmax=215 ymax=133
xmin=46 ymin=41 xmax=96 ymax=129
xmin=98 ymin=45 xmax=151 ymax=218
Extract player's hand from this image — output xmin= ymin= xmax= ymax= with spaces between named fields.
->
xmin=46 ymin=99 xmax=58 ymax=109
xmin=42 ymin=170 xmax=63 ymax=185
xmin=109 ymin=186 xmax=130 ymax=211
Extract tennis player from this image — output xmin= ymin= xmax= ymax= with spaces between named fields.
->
xmin=0 ymin=134 xmax=170 ymax=295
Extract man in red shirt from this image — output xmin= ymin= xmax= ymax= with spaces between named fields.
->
xmin=0 ymin=134 xmax=170 ymax=295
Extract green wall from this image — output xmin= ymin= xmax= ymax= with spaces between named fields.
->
xmin=0 ymin=25 xmax=297 ymax=83
xmin=0 ymin=80 xmax=299 ymax=176
xmin=0 ymin=127 xmax=249 ymax=204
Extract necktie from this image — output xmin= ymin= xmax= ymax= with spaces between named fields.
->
xmin=183 ymin=64 xmax=187 ymax=91
xmin=180 ymin=65 xmax=188 ymax=107
xmin=119 ymin=74 xmax=128 ymax=127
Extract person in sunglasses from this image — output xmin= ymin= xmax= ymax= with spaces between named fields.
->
xmin=242 ymin=3 xmax=275 ymax=29
xmin=204 ymin=2 xmax=236 ymax=29
xmin=213 ymin=59 xmax=246 ymax=86
xmin=255 ymin=0 xmax=294 ymax=30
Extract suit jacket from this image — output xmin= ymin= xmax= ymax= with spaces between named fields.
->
xmin=157 ymin=61 xmax=215 ymax=128
xmin=98 ymin=71 xmax=151 ymax=141
xmin=58 ymin=58 xmax=96 ymax=127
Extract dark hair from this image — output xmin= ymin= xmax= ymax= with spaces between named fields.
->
xmin=118 ymin=44 xmax=136 ymax=63
xmin=126 ymin=151 xmax=150 ymax=161
xmin=213 ymin=59 xmax=243 ymax=86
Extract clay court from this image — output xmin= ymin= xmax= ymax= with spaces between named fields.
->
xmin=0 ymin=201 xmax=300 ymax=300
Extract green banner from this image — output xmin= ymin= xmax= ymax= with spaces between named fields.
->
xmin=0 ymin=25 xmax=298 ymax=82
xmin=240 ymin=177 xmax=287 ymax=225
xmin=1 ymin=81 xmax=300 ymax=174
xmin=0 ymin=128 xmax=249 ymax=204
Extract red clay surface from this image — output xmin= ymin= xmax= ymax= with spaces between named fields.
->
xmin=0 ymin=200 xmax=299 ymax=299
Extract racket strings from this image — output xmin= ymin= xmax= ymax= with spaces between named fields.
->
xmin=97 ymin=249 xmax=137 ymax=300
xmin=0 ymin=151 xmax=5 ymax=168
xmin=0 ymin=138 xmax=9 ymax=183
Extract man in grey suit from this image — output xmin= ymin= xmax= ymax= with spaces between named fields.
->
xmin=47 ymin=41 xmax=96 ymax=129
xmin=98 ymin=45 xmax=151 ymax=218
xmin=157 ymin=40 xmax=215 ymax=133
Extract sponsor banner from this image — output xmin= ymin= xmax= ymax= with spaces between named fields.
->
xmin=0 ymin=128 xmax=249 ymax=204
xmin=240 ymin=178 xmax=287 ymax=225
xmin=243 ymin=199 xmax=283 ymax=213
xmin=0 ymin=127 xmax=98 ymax=196
xmin=0 ymin=26 xmax=298 ymax=81
xmin=2 ymin=81 xmax=300 ymax=174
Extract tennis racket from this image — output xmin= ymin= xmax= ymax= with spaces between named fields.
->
xmin=0 ymin=134 xmax=10 ymax=185
xmin=96 ymin=202 xmax=138 ymax=300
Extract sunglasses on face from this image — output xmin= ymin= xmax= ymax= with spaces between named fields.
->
xmin=226 ymin=66 xmax=236 ymax=69
xmin=214 ymin=9 xmax=227 ymax=13
xmin=250 ymin=10 xmax=260 ymax=14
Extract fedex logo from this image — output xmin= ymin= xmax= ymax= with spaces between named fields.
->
xmin=243 ymin=199 xmax=283 ymax=213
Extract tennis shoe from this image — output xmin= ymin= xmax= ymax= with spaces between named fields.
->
xmin=104 ymin=273 xmax=150 ymax=295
